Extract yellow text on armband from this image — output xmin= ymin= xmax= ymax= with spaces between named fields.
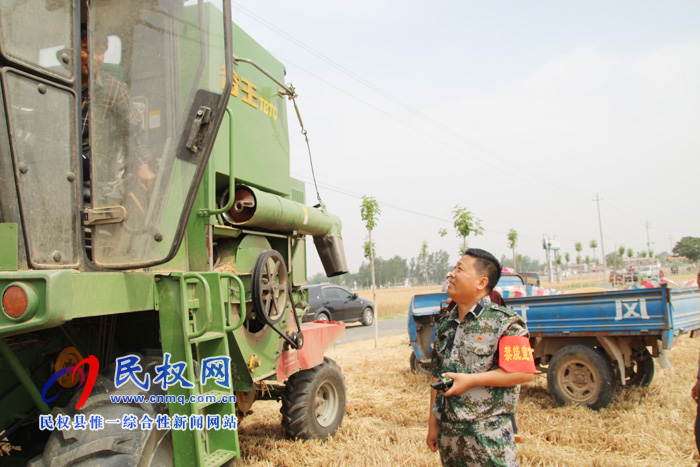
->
xmin=503 ymin=345 xmax=533 ymax=362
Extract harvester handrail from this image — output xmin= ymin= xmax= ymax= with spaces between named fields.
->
xmin=232 ymin=54 xmax=296 ymax=97
xmin=181 ymin=272 xmax=212 ymax=339
xmin=219 ymin=273 xmax=247 ymax=331
xmin=198 ymin=106 xmax=235 ymax=217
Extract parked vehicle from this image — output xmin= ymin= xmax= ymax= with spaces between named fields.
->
xmin=519 ymin=272 xmax=541 ymax=286
xmin=302 ymin=285 xmax=375 ymax=326
xmin=610 ymin=270 xmax=637 ymax=284
xmin=637 ymin=265 xmax=663 ymax=278
xmin=408 ymin=277 xmax=700 ymax=410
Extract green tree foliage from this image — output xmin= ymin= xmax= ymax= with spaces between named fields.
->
xmin=590 ymin=239 xmax=598 ymax=264
xmin=627 ymin=248 xmax=634 ymax=259
xmin=421 ymin=240 xmax=429 ymax=287
xmin=363 ymin=239 xmax=375 ymax=260
xmin=507 ymin=229 xmax=518 ymax=271
xmin=310 ymin=252 xmax=454 ymax=290
xmin=411 ymin=250 xmax=451 ymax=285
xmin=673 ymin=237 xmax=700 ymax=261
xmin=452 ymin=205 xmax=483 ymax=254
xmin=499 ymin=255 xmax=542 ymax=272
xmin=360 ymin=196 xmax=381 ymax=231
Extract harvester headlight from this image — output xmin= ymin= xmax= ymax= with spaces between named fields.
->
xmin=2 ymin=282 xmax=38 ymax=321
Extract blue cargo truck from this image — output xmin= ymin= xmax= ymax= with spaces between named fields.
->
xmin=408 ymin=276 xmax=700 ymax=409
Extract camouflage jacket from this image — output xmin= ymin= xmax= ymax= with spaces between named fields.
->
xmin=430 ymin=298 xmax=529 ymax=423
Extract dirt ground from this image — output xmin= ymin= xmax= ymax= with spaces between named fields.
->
xmin=236 ymin=330 xmax=700 ymax=467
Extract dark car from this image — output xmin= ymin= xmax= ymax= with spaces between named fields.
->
xmin=301 ymin=284 xmax=375 ymax=326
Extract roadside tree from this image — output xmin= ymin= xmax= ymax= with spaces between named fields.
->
xmin=452 ymin=205 xmax=483 ymax=254
xmin=360 ymin=195 xmax=381 ymax=347
xmin=673 ymin=237 xmax=700 ymax=262
xmin=508 ymin=229 xmax=518 ymax=272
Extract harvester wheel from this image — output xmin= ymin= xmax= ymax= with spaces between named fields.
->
xmin=29 ymin=353 xmax=173 ymax=467
xmin=547 ymin=344 xmax=616 ymax=410
xmin=251 ymin=250 xmax=288 ymax=326
xmin=280 ymin=357 xmax=346 ymax=439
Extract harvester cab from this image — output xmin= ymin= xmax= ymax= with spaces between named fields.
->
xmin=0 ymin=1 xmax=348 ymax=465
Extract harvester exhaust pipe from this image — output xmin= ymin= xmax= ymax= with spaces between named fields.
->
xmin=221 ymin=185 xmax=348 ymax=277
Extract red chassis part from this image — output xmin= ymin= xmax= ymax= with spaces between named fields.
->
xmin=276 ymin=321 xmax=345 ymax=381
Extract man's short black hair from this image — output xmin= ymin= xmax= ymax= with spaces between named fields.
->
xmin=464 ymin=248 xmax=501 ymax=293
xmin=81 ymin=24 xmax=108 ymax=48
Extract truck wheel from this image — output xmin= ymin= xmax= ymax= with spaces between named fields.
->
xmin=625 ymin=348 xmax=655 ymax=387
xmin=280 ymin=357 xmax=346 ymax=439
xmin=29 ymin=354 xmax=173 ymax=467
xmin=410 ymin=352 xmax=429 ymax=375
xmin=547 ymin=345 xmax=616 ymax=410
xmin=361 ymin=307 xmax=373 ymax=326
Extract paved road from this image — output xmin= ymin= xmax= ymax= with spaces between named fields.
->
xmin=334 ymin=316 xmax=407 ymax=346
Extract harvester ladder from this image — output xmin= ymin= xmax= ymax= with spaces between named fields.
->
xmin=158 ymin=272 xmax=247 ymax=467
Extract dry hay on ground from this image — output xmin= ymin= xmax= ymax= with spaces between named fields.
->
xmin=236 ymin=332 xmax=700 ymax=467
xmin=355 ymin=286 xmax=445 ymax=319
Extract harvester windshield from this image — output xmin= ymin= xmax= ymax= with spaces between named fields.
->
xmin=0 ymin=0 xmax=232 ymax=269
xmin=88 ymin=0 xmax=232 ymax=268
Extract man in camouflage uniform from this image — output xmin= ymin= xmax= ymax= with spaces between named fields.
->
xmin=426 ymin=248 xmax=536 ymax=467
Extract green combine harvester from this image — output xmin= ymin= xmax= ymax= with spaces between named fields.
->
xmin=0 ymin=1 xmax=348 ymax=465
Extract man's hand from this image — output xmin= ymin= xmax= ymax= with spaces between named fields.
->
xmin=440 ymin=372 xmax=473 ymax=397
xmin=426 ymin=414 xmax=439 ymax=452
xmin=137 ymin=163 xmax=156 ymax=191
xmin=692 ymin=379 xmax=700 ymax=403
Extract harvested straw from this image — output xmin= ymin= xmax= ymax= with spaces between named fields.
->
xmin=237 ymin=332 xmax=700 ymax=466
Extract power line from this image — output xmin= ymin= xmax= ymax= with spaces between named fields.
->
xmin=230 ymin=1 xmax=593 ymax=200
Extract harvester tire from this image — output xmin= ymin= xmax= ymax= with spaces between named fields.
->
xmin=280 ymin=357 xmax=345 ymax=440
xmin=547 ymin=344 xmax=616 ymax=410
xmin=29 ymin=353 xmax=173 ymax=467
xmin=624 ymin=348 xmax=655 ymax=387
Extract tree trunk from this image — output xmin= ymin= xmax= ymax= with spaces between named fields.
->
xmin=369 ymin=229 xmax=378 ymax=348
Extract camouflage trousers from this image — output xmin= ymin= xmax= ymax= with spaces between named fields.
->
xmin=437 ymin=415 xmax=518 ymax=467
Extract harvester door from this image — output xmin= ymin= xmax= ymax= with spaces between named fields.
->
xmin=0 ymin=0 xmax=80 ymax=268
xmin=87 ymin=0 xmax=232 ymax=268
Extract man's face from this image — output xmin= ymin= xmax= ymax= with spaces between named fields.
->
xmin=445 ymin=255 xmax=489 ymax=304
xmin=80 ymin=37 xmax=107 ymax=78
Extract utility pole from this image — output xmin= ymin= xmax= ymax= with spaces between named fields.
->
xmin=668 ymin=235 xmax=673 ymax=253
xmin=645 ymin=221 xmax=651 ymax=260
xmin=594 ymin=194 xmax=607 ymax=282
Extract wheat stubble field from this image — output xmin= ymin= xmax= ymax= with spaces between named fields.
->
xmin=237 ymin=280 xmax=700 ymax=467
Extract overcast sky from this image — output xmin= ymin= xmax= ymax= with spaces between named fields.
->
xmin=227 ymin=1 xmax=700 ymax=276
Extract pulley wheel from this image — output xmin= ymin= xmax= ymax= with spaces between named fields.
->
xmin=251 ymin=250 xmax=288 ymax=325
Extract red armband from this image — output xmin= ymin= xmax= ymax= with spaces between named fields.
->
xmin=498 ymin=336 xmax=536 ymax=373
